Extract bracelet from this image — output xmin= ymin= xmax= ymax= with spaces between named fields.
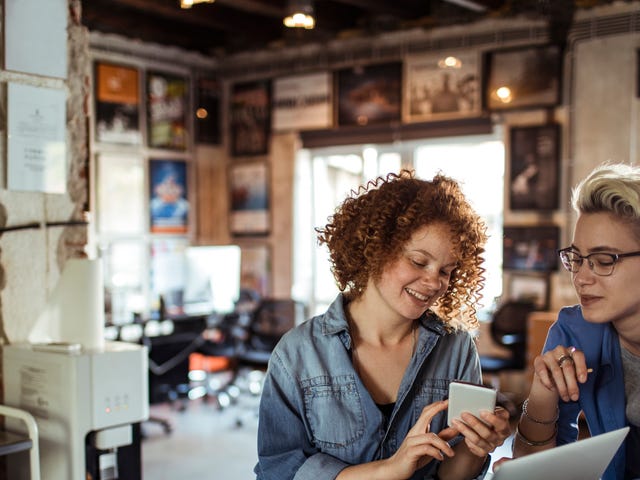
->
xmin=522 ymin=398 xmax=559 ymax=425
xmin=515 ymin=424 xmax=557 ymax=447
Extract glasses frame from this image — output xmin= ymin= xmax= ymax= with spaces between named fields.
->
xmin=557 ymin=247 xmax=640 ymax=276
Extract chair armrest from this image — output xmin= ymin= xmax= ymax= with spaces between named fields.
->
xmin=0 ymin=404 xmax=40 ymax=480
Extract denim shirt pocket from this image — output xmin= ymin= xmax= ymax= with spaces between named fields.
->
xmin=412 ymin=378 xmax=450 ymax=430
xmin=302 ymin=374 xmax=365 ymax=451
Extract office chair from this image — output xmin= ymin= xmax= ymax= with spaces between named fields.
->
xmin=479 ymin=300 xmax=536 ymax=416
xmin=196 ymin=298 xmax=304 ymax=424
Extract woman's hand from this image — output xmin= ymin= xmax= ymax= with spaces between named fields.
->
xmin=450 ymin=406 xmax=511 ymax=457
xmin=533 ymin=345 xmax=589 ymax=402
xmin=384 ymin=400 xmax=457 ymax=479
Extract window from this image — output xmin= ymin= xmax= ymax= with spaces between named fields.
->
xmin=293 ymin=133 xmax=504 ymax=318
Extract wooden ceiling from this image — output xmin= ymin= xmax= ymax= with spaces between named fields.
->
xmin=80 ymin=0 xmax=611 ymax=58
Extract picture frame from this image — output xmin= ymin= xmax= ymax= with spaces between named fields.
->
xmin=230 ymin=80 xmax=271 ymax=156
xmin=149 ymin=159 xmax=189 ymax=234
xmin=195 ymin=76 xmax=221 ymax=145
xmin=503 ymin=225 xmax=559 ymax=272
xmin=229 ymin=161 xmax=270 ymax=235
xmin=404 ymin=51 xmax=480 ymax=123
xmin=336 ymin=62 xmax=402 ymax=126
xmin=483 ymin=44 xmax=562 ymax=111
xmin=147 ymin=71 xmax=188 ymax=150
xmin=507 ymin=273 xmax=550 ymax=310
xmin=94 ymin=61 xmax=141 ymax=145
xmin=272 ymin=72 xmax=333 ymax=132
xmin=509 ymin=123 xmax=561 ymax=210
xmin=240 ymin=244 xmax=271 ymax=297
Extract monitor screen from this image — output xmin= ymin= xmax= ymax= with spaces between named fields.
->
xmin=182 ymin=245 xmax=241 ymax=315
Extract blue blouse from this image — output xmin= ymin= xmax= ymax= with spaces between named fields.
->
xmin=254 ymin=294 xmax=489 ymax=480
xmin=543 ymin=305 xmax=629 ymax=480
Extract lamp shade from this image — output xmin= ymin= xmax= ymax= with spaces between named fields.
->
xmin=284 ymin=0 xmax=315 ymax=29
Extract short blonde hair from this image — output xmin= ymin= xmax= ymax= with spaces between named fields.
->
xmin=573 ymin=163 xmax=640 ymax=222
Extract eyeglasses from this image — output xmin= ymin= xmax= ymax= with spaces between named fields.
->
xmin=558 ymin=247 xmax=640 ymax=276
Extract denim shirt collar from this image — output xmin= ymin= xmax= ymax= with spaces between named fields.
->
xmin=320 ymin=293 xmax=449 ymax=351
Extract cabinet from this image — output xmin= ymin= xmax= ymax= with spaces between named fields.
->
xmin=0 ymin=404 xmax=40 ymax=480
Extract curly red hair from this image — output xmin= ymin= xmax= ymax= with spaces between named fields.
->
xmin=316 ymin=170 xmax=487 ymax=330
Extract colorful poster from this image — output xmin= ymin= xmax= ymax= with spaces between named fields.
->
xmin=272 ymin=72 xmax=332 ymax=131
xmin=95 ymin=62 xmax=141 ymax=145
xmin=149 ymin=159 xmax=189 ymax=234
xmin=147 ymin=71 xmax=188 ymax=150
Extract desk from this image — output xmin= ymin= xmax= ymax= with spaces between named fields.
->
xmin=143 ymin=314 xmax=210 ymax=404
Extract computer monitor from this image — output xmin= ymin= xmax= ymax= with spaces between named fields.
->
xmin=182 ymin=245 xmax=241 ymax=315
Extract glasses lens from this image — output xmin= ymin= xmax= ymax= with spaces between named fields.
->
xmin=590 ymin=253 xmax=616 ymax=276
xmin=560 ymin=251 xmax=580 ymax=272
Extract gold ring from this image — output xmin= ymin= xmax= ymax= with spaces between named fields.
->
xmin=557 ymin=354 xmax=574 ymax=367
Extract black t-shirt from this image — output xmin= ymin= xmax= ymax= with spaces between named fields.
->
xmin=626 ymin=424 xmax=640 ymax=479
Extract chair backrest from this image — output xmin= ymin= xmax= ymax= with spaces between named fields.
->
xmin=490 ymin=300 xmax=536 ymax=353
xmin=249 ymin=299 xmax=303 ymax=351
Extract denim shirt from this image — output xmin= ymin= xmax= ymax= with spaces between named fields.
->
xmin=254 ymin=294 xmax=489 ymax=480
xmin=543 ymin=305 xmax=628 ymax=480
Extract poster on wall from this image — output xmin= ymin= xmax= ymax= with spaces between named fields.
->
xmin=149 ymin=159 xmax=189 ymax=234
xmin=230 ymin=80 xmax=271 ymax=156
xmin=483 ymin=44 xmax=562 ymax=111
xmin=7 ymin=83 xmax=67 ymax=193
xmin=195 ymin=77 xmax=221 ymax=145
xmin=229 ymin=162 xmax=270 ymax=235
xmin=404 ymin=52 xmax=480 ymax=122
xmin=241 ymin=244 xmax=271 ymax=297
xmin=147 ymin=71 xmax=188 ymax=150
xmin=337 ymin=62 xmax=402 ymax=126
xmin=272 ymin=72 xmax=332 ymax=131
xmin=95 ymin=62 xmax=141 ymax=145
xmin=503 ymin=225 xmax=559 ymax=272
xmin=5 ymin=0 xmax=67 ymax=78
xmin=509 ymin=123 xmax=560 ymax=211
xmin=97 ymin=153 xmax=145 ymax=234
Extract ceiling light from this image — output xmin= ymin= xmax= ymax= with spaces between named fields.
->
xmin=284 ymin=0 xmax=315 ymax=29
xmin=179 ymin=0 xmax=214 ymax=9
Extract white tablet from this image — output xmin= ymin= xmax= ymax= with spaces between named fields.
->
xmin=491 ymin=427 xmax=629 ymax=480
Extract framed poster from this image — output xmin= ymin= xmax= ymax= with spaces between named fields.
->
xmin=503 ymin=225 xmax=559 ymax=272
xmin=147 ymin=71 xmax=188 ymax=150
xmin=272 ymin=72 xmax=333 ymax=131
xmin=483 ymin=44 xmax=562 ymax=111
xmin=336 ymin=62 xmax=402 ymax=126
xmin=509 ymin=123 xmax=561 ymax=210
xmin=149 ymin=159 xmax=189 ymax=234
xmin=404 ymin=52 xmax=480 ymax=122
xmin=241 ymin=244 xmax=271 ymax=297
xmin=195 ymin=76 xmax=221 ymax=145
xmin=230 ymin=80 xmax=271 ymax=156
xmin=508 ymin=273 xmax=549 ymax=310
xmin=229 ymin=162 xmax=270 ymax=235
xmin=95 ymin=62 xmax=141 ymax=145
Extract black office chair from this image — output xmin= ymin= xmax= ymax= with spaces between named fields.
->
xmin=479 ymin=300 xmax=536 ymax=416
xmin=198 ymin=298 xmax=304 ymax=424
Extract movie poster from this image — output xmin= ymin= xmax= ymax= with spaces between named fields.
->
xmin=147 ymin=71 xmax=188 ymax=150
xmin=149 ymin=159 xmax=189 ymax=234
xmin=95 ymin=62 xmax=142 ymax=145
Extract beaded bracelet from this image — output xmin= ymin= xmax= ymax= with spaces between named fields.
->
xmin=522 ymin=398 xmax=559 ymax=425
xmin=515 ymin=424 xmax=558 ymax=447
